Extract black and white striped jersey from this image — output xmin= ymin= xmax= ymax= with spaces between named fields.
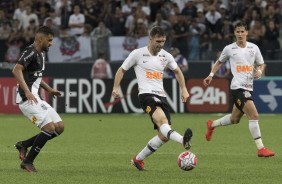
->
xmin=16 ymin=44 xmax=46 ymax=103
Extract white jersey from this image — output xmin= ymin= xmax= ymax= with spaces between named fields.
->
xmin=219 ymin=42 xmax=264 ymax=91
xmin=121 ymin=46 xmax=177 ymax=97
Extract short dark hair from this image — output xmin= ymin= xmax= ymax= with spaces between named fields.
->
xmin=234 ymin=22 xmax=248 ymax=31
xmin=36 ymin=26 xmax=54 ymax=36
xmin=149 ymin=26 xmax=166 ymax=37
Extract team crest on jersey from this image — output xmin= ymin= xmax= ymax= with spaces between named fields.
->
xmin=248 ymin=50 xmax=254 ymax=57
xmin=122 ymin=36 xmax=138 ymax=51
xmin=146 ymin=106 xmax=151 ymax=113
xmin=243 ymin=91 xmax=251 ymax=98
xmin=31 ymin=116 xmax=37 ymax=124
xmin=60 ymin=36 xmax=79 ymax=56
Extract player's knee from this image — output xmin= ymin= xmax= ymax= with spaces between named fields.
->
xmin=55 ymin=122 xmax=65 ymax=134
xmin=42 ymin=122 xmax=56 ymax=133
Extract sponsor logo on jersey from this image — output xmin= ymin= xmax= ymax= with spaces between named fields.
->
xmin=143 ymin=54 xmax=150 ymax=56
xmin=146 ymin=71 xmax=163 ymax=80
xmin=236 ymin=65 xmax=253 ymax=72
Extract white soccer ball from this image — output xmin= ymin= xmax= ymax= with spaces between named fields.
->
xmin=177 ymin=151 xmax=197 ymax=171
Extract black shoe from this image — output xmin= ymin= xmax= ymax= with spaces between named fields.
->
xmin=183 ymin=128 xmax=193 ymax=150
xmin=15 ymin=142 xmax=28 ymax=161
xmin=20 ymin=161 xmax=37 ymax=172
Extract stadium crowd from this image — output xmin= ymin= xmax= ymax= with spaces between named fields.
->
xmin=0 ymin=0 xmax=281 ymax=63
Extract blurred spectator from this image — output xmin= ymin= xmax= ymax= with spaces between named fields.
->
xmin=211 ymin=51 xmax=231 ymax=79
xmin=49 ymin=8 xmax=61 ymax=28
xmin=43 ymin=17 xmax=60 ymax=36
xmin=0 ymin=20 xmax=12 ymax=40
xmin=181 ymin=0 xmax=197 ymax=18
xmin=105 ymin=7 xmax=126 ymax=36
xmin=56 ymin=0 xmax=72 ymax=29
xmin=122 ymin=0 xmax=136 ymax=16
xmin=248 ymin=19 xmax=265 ymax=48
xmin=263 ymin=20 xmax=280 ymax=60
xmin=90 ymin=52 xmax=113 ymax=79
xmin=68 ymin=4 xmax=85 ymax=36
xmin=13 ymin=0 xmax=26 ymax=27
xmin=90 ymin=21 xmax=112 ymax=60
xmin=149 ymin=0 xmax=162 ymax=22
xmin=23 ymin=19 xmax=38 ymax=45
xmin=171 ymin=15 xmax=188 ymax=58
xmin=22 ymin=5 xmax=39 ymax=29
xmin=150 ymin=12 xmax=172 ymax=49
xmin=129 ymin=18 xmax=148 ymax=38
xmin=37 ymin=6 xmax=50 ymax=26
xmin=34 ymin=0 xmax=51 ymax=15
xmin=188 ymin=19 xmax=205 ymax=60
xmin=83 ymin=0 xmax=100 ymax=29
xmin=165 ymin=47 xmax=188 ymax=78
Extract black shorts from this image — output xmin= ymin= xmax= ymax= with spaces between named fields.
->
xmin=138 ymin=93 xmax=171 ymax=129
xmin=231 ymin=89 xmax=253 ymax=113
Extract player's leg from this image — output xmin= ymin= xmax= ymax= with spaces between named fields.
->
xmin=132 ymin=132 xmax=167 ymax=171
xmin=243 ymin=100 xmax=275 ymax=157
xmin=152 ymin=107 xmax=192 ymax=149
xmin=206 ymin=89 xmax=244 ymax=141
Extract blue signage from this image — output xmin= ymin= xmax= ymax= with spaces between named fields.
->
xmin=253 ymin=79 xmax=282 ymax=113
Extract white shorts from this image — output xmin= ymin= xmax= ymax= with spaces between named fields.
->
xmin=19 ymin=98 xmax=62 ymax=129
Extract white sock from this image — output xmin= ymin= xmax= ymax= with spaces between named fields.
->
xmin=136 ymin=136 xmax=164 ymax=160
xmin=212 ymin=114 xmax=232 ymax=128
xmin=159 ymin=124 xmax=183 ymax=144
xmin=249 ymin=120 xmax=264 ymax=149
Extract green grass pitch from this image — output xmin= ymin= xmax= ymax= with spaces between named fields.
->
xmin=0 ymin=113 xmax=281 ymax=184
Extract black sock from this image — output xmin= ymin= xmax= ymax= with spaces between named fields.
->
xmin=24 ymin=131 xmax=52 ymax=163
xmin=21 ymin=131 xmax=59 ymax=148
xmin=21 ymin=134 xmax=39 ymax=148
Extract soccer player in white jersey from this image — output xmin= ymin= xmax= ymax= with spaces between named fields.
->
xmin=112 ymin=26 xmax=193 ymax=171
xmin=203 ymin=22 xmax=275 ymax=157
xmin=12 ymin=26 xmax=64 ymax=172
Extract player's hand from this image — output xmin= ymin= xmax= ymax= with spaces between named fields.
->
xmin=203 ymin=76 xmax=213 ymax=86
xmin=112 ymin=88 xmax=120 ymax=98
xmin=253 ymin=69 xmax=262 ymax=79
xmin=25 ymin=91 xmax=38 ymax=104
xmin=181 ymin=89 xmax=190 ymax=103
xmin=49 ymin=89 xmax=62 ymax=98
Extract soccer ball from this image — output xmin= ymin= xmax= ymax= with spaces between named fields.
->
xmin=177 ymin=151 xmax=197 ymax=171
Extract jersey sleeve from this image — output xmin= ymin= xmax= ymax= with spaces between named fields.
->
xmin=17 ymin=48 xmax=35 ymax=69
xmin=166 ymin=53 xmax=178 ymax=71
xmin=254 ymin=45 xmax=264 ymax=65
xmin=121 ymin=49 xmax=137 ymax=71
xmin=218 ymin=46 xmax=229 ymax=63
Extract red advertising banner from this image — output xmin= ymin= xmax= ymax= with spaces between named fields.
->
xmin=187 ymin=79 xmax=230 ymax=112
xmin=0 ymin=77 xmax=49 ymax=114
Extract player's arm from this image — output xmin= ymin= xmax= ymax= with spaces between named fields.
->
xmin=253 ymin=64 xmax=264 ymax=79
xmin=12 ymin=63 xmax=38 ymax=104
xmin=40 ymin=80 xmax=62 ymax=98
xmin=112 ymin=67 xmax=126 ymax=98
xmin=203 ymin=60 xmax=223 ymax=86
xmin=173 ymin=66 xmax=189 ymax=103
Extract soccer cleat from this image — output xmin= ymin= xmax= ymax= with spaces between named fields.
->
xmin=15 ymin=142 xmax=28 ymax=161
xmin=20 ymin=161 xmax=37 ymax=172
xmin=205 ymin=120 xmax=214 ymax=141
xmin=183 ymin=128 xmax=193 ymax=150
xmin=131 ymin=156 xmax=145 ymax=171
xmin=258 ymin=147 xmax=275 ymax=157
